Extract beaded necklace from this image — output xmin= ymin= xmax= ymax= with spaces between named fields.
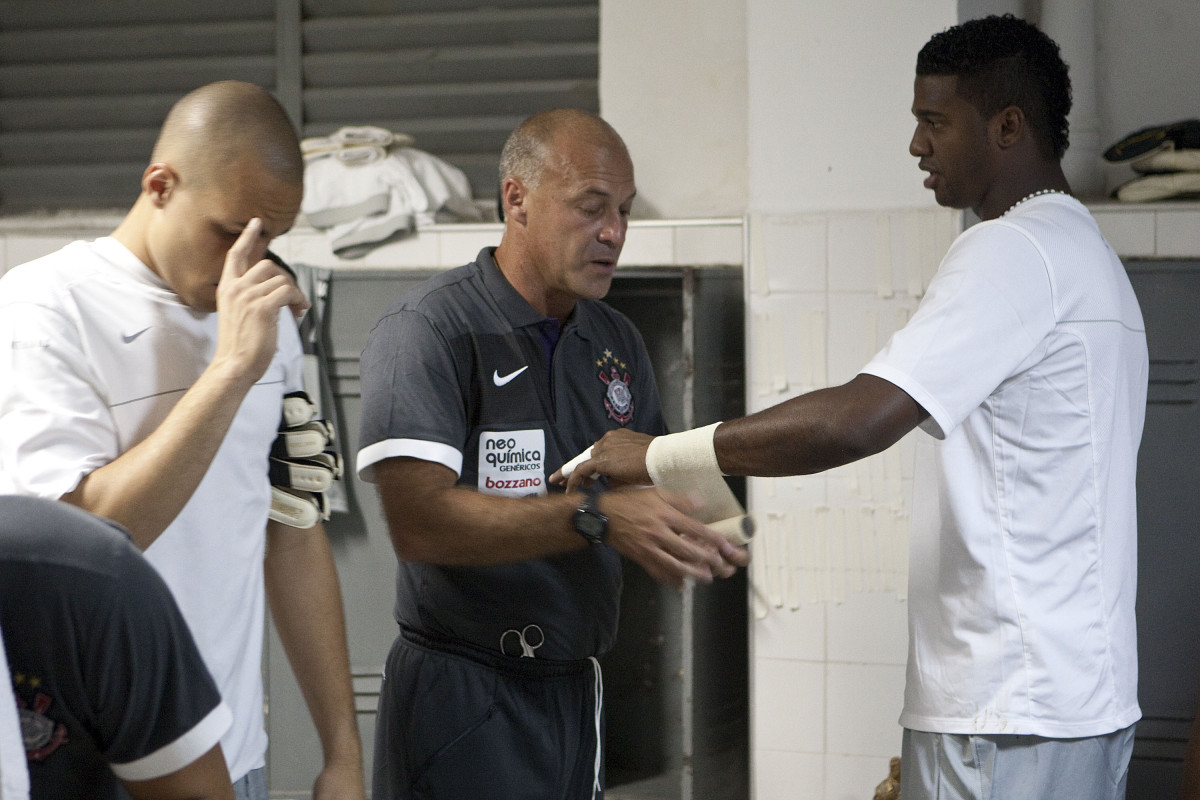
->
xmin=1003 ymin=188 xmax=1067 ymax=216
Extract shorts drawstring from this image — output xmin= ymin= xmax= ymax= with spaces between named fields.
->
xmin=588 ymin=656 xmax=603 ymax=799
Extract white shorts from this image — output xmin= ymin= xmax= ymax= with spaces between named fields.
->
xmin=900 ymin=724 xmax=1135 ymax=800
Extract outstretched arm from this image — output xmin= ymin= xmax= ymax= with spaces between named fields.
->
xmin=376 ymin=457 xmax=747 ymax=589
xmin=717 ymin=374 xmax=927 ymax=476
xmin=264 ymin=520 xmax=365 ymax=800
xmin=557 ymin=374 xmax=927 ymax=489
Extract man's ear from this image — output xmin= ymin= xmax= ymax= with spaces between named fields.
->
xmin=142 ymin=163 xmax=177 ymax=207
xmin=993 ymin=105 xmax=1026 ymax=150
xmin=500 ymin=177 xmax=528 ymax=225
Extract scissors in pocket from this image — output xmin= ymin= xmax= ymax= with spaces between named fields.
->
xmin=500 ymin=624 xmax=544 ymax=658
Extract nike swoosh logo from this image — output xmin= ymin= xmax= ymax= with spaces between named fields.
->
xmin=492 ymin=366 xmax=529 ymax=387
xmin=122 ymin=327 xmax=151 ymax=344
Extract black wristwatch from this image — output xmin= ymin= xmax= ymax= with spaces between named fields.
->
xmin=572 ymin=493 xmax=608 ymax=545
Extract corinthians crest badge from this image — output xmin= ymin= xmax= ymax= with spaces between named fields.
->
xmin=596 ymin=349 xmax=634 ymax=425
xmin=14 ymin=678 xmax=68 ymax=762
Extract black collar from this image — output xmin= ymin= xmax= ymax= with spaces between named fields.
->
xmin=475 ymin=247 xmax=594 ymax=341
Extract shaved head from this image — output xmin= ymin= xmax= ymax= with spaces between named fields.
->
xmin=111 ymin=80 xmax=304 ymax=313
xmin=499 ymin=108 xmax=629 ymax=191
xmin=151 ymin=80 xmax=302 ymax=192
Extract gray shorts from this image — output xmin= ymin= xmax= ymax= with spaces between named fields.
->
xmin=233 ymin=767 xmax=267 ymax=800
xmin=900 ymin=725 xmax=1135 ymax=800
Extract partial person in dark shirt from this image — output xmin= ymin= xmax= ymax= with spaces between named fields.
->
xmin=0 ymin=495 xmax=234 ymax=800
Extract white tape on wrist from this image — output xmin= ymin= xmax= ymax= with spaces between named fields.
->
xmin=558 ymin=423 xmax=753 ymax=545
xmin=645 ymin=422 xmax=754 ymax=545
xmin=645 ymin=422 xmax=723 ymax=485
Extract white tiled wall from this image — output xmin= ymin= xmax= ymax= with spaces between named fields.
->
xmin=740 ymin=198 xmax=1200 ymax=800
xmin=1089 ymin=201 xmax=1200 ymax=259
xmin=755 ymin=750 xmax=824 ymax=800
xmin=745 ymin=206 xmax=958 ymax=799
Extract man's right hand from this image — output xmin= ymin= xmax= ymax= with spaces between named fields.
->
xmin=212 ymin=218 xmax=309 ymax=384
xmin=551 ymin=428 xmax=655 ymax=492
xmin=598 ymin=489 xmax=749 ymax=589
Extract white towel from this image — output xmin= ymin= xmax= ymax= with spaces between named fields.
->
xmin=307 ymin=144 xmax=389 ymax=166
xmin=302 ymin=146 xmax=482 ymax=258
xmin=1130 ymin=147 xmax=1200 ymax=174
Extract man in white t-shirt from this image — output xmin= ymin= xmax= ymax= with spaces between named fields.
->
xmin=0 ymin=82 xmax=364 ymax=800
xmin=560 ymin=15 xmax=1148 ymax=800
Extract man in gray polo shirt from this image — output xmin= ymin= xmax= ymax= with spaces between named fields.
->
xmin=356 ymin=109 xmax=748 ymax=799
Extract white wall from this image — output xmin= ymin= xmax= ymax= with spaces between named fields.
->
xmin=600 ymin=0 xmax=1200 ymax=219
xmin=600 ymin=1 xmax=957 ymax=798
xmin=1096 ymin=0 xmax=1200 ymax=195
xmin=747 ymin=2 xmax=952 ymax=214
xmin=744 ymin=3 xmax=957 ymax=798
xmin=599 ymin=0 xmax=748 ymax=219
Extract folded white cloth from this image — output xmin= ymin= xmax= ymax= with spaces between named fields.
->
xmin=302 ymin=146 xmax=482 ymax=258
xmin=318 ymin=144 xmax=388 ymax=166
xmin=1115 ymin=170 xmax=1200 ymax=202
xmin=1130 ymin=147 xmax=1200 ymax=174
xmin=300 ymin=125 xmax=414 ymax=157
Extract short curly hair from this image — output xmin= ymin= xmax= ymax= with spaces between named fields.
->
xmin=917 ymin=14 xmax=1072 ymax=160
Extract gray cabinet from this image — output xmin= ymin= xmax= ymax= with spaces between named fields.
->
xmin=1124 ymin=260 xmax=1200 ymax=798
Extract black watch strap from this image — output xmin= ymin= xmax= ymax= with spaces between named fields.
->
xmin=571 ymin=492 xmax=608 ymax=545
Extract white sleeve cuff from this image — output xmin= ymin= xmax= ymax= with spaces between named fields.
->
xmin=110 ymin=702 xmax=233 ymax=783
xmin=356 ymin=438 xmax=464 ymax=481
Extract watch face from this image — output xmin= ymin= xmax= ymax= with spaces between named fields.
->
xmin=577 ymin=512 xmax=605 ymax=538
xmin=573 ymin=498 xmax=608 ymax=543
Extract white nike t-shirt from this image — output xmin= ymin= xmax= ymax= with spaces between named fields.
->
xmin=0 ymin=237 xmax=303 ymax=781
xmin=862 ymin=194 xmax=1147 ymax=737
